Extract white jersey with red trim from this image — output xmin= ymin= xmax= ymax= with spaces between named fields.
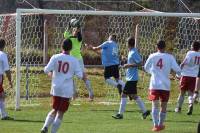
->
xmin=44 ymin=53 xmax=83 ymax=98
xmin=0 ymin=51 xmax=10 ymax=75
xmin=181 ymin=51 xmax=200 ymax=77
xmin=144 ymin=52 xmax=181 ymax=91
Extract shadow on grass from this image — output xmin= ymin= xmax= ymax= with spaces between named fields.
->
xmin=166 ymin=119 xmax=199 ymax=124
xmin=90 ymin=109 xmax=139 ymax=113
xmin=13 ymin=119 xmax=73 ymax=124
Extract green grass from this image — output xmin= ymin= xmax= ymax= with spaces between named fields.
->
xmin=1 ymin=68 xmax=200 ymax=133
xmin=1 ymin=98 xmax=200 ymax=133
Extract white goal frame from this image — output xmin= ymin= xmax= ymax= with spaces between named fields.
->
xmin=15 ymin=8 xmax=200 ymax=110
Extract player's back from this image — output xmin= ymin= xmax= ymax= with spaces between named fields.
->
xmin=101 ymin=40 xmax=119 ymax=66
xmin=144 ymin=52 xmax=180 ymax=90
xmin=181 ymin=51 xmax=200 ymax=77
xmin=44 ymin=53 xmax=82 ymax=98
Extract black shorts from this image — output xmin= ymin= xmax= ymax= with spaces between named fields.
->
xmin=198 ymin=67 xmax=200 ymax=78
xmin=104 ymin=65 xmax=120 ymax=79
xmin=123 ymin=81 xmax=137 ymax=95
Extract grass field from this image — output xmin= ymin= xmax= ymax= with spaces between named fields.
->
xmin=0 ymin=68 xmax=200 ymax=133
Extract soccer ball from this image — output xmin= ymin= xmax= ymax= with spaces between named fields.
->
xmin=70 ymin=18 xmax=81 ymax=28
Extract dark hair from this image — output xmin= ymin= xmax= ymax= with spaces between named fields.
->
xmin=156 ymin=40 xmax=166 ymax=50
xmin=110 ymin=34 xmax=117 ymax=40
xmin=127 ymin=37 xmax=135 ymax=48
xmin=192 ymin=41 xmax=200 ymax=51
xmin=0 ymin=38 xmax=5 ymax=49
xmin=62 ymin=39 xmax=72 ymax=51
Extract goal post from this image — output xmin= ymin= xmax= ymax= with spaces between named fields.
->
xmin=13 ymin=9 xmax=200 ymax=109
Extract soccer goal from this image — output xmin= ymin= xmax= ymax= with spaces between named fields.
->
xmin=1 ymin=9 xmax=200 ymax=110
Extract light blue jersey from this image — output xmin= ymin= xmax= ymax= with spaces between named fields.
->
xmin=100 ymin=40 xmax=119 ymax=66
xmin=126 ymin=48 xmax=142 ymax=81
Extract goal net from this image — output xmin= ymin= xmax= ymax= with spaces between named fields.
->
xmin=1 ymin=9 xmax=200 ymax=109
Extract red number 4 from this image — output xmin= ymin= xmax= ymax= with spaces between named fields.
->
xmin=156 ymin=58 xmax=163 ymax=69
xmin=58 ymin=61 xmax=69 ymax=73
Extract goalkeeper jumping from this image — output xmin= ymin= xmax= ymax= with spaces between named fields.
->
xmin=63 ymin=19 xmax=94 ymax=101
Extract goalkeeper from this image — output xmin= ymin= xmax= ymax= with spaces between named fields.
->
xmin=63 ymin=19 xmax=94 ymax=101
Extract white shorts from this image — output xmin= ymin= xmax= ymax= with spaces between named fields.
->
xmin=78 ymin=59 xmax=85 ymax=72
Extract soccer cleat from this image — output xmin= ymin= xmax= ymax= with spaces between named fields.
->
xmin=157 ymin=125 xmax=165 ymax=131
xmin=1 ymin=116 xmax=14 ymax=120
xmin=151 ymin=126 xmax=159 ymax=132
xmin=41 ymin=127 xmax=48 ymax=133
xmin=142 ymin=110 xmax=150 ymax=119
xmin=117 ymin=84 xmax=122 ymax=95
xmin=175 ymin=107 xmax=181 ymax=113
xmin=187 ymin=104 xmax=193 ymax=115
xmin=88 ymin=94 xmax=94 ymax=102
xmin=112 ymin=113 xmax=123 ymax=119
xmin=152 ymin=125 xmax=165 ymax=132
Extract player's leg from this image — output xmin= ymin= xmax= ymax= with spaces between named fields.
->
xmin=130 ymin=81 xmax=150 ymax=119
xmin=83 ymin=72 xmax=94 ymax=100
xmin=51 ymin=97 xmax=70 ymax=133
xmin=175 ymin=90 xmax=185 ymax=113
xmin=151 ymin=100 xmax=159 ymax=131
xmin=51 ymin=111 xmax=64 ymax=133
xmin=104 ymin=65 xmax=122 ymax=95
xmin=156 ymin=90 xmax=170 ymax=131
xmin=187 ymin=90 xmax=194 ymax=115
xmin=41 ymin=95 xmax=59 ymax=132
xmin=41 ymin=109 xmax=57 ymax=133
xmin=187 ymin=77 xmax=196 ymax=115
xmin=0 ymin=87 xmax=13 ymax=120
xmin=112 ymin=93 xmax=127 ymax=119
xmin=132 ymin=94 xmax=150 ymax=119
xmin=175 ymin=76 xmax=187 ymax=113
xmin=193 ymin=77 xmax=200 ymax=102
xmin=157 ymin=101 xmax=167 ymax=131
xmin=79 ymin=59 xmax=94 ymax=100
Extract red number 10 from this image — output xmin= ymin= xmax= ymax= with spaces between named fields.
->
xmin=58 ymin=61 xmax=69 ymax=73
xmin=156 ymin=58 xmax=163 ymax=69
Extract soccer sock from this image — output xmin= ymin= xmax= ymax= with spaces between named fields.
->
xmin=42 ymin=112 xmax=55 ymax=129
xmin=105 ymin=78 xmax=118 ymax=88
xmin=193 ymin=91 xmax=198 ymax=100
xmin=0 ymin=100 xmax=7 ymax=118
xmin=135 ymin=96 xmax=147 ymax=113
xmin=118 ymin=97 xmax=127 ymax=114
xmin=176 ymin=95 xmax=184 ymax=108
xmin=158 ymin=112 xmax=166 ymax=126
xmin=152 ymin=107 xmax=159 ymax=126
xmin=118 ymin=80 xmax=125 ymax=90
xmin=188 ymin=96 xmax=193 ymax=105
xmin=85 ymin=80 xmax=94 ymax=96
xmin=51 ymin=117 xmax=62 ymax=133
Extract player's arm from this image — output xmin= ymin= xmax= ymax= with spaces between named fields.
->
xmin=180 ymin=52 xmax=190 ymax=69
xmin=44 ymin=55 xmax=55 ymax=74
xmin=123 ymin=52 xmax=142 ymax=68
xmin=144 ymin=55 xmax=152 ymax=74
xmin=3 ymin=54 xmax=12 ymax=88
xmin=171 ymin=55 xmax=182 ymax=77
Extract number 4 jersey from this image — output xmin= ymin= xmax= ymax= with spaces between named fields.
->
xmin=181 ymin=51 xmax=200 ymax=77
xmin=44 ymin=53 xmax=83 ymax=98
xmin=144 ymin=52 xmax=181 ymax=91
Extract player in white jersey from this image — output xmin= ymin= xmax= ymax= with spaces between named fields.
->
xmin=41 ymin=39 xmax=83 ymax=133
xmin=144 ymin=40 xmax=181 ymax=132
xmin=0 ymin=38 xmax=13 ymax=120
xmin=175 ymin=41 xmax=200 ymax=115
